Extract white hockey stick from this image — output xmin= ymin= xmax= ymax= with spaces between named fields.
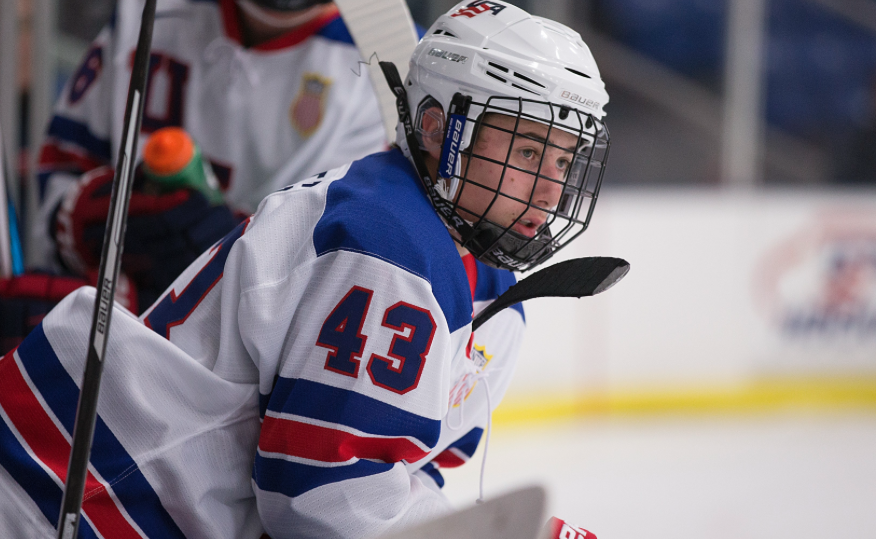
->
xmin=0 ymin=122 xmax=12 ymax=277
xmin=374 ymin=485 xmax=547 ymax=539
xmin=333 ymin=0 xmax=420 ymax=143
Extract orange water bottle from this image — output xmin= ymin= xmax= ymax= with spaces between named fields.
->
xmin=142 ymin=127 xmax=224 ymax=205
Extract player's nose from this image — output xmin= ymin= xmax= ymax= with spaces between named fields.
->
xmin=533 ymin=172 xmax=564 ymax=209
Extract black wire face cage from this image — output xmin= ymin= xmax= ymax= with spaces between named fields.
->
xmin=443 ymin=96 xmax=610 ymax=272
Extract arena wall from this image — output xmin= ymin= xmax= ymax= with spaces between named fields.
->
xmin=497 ymin=188 xmax=876 ymax=423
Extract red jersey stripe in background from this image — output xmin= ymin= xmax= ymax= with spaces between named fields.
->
xmin=39 ymin=142 xmax=105 ymax=173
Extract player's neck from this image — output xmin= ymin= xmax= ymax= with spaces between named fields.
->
xmin=236 ymin=3 xmax=333 ymax=48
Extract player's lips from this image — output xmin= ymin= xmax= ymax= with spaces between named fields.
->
xmin=512 ymin=214 xmax=546 ymax=238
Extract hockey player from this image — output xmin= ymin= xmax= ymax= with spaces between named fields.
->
xmin=0 ymin=2 xmax=610 ymax=538
xmin=0 ymin=0 xmax=388 ymax=340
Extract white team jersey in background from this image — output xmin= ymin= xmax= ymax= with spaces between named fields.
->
xmin=34 ymin=0 xmax=387 ymax=267
xmin=1 ymin=150 xmax=526 ymax=539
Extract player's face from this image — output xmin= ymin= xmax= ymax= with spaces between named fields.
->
xmin=457 ymin=114 xmax=578 ymax=238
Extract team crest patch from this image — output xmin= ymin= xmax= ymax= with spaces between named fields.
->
xmin=290 ymin=73 xmax=332 ymax=138
xmin=450 ymin=343 xmax=494 ymax=408
xmin=471 ymin=343 xmax=493 ymax=371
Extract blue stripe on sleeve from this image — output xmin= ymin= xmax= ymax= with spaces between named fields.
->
xmin=447 ymin=427 xmax=484 ymax=458
xmin=16 ymin=325 xmax=186 ymax=539
xmin=0 ymin=415 xmax=100 ymax=539
xmin=418 ymin=462 xmax=445 ymax=489
xmin=267 ymin=377 xmax=441 ymax=448
xmin=46 ymin=116 xmax=112 ymax=161
xmin=254 ymin=452 xmax=394 ymax=498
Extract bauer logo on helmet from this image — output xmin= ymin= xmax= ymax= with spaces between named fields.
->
xmin=560 ymin=90 xmax=601 ymax=112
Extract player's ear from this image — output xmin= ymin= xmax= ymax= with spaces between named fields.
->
xmin=417 ymin=104 xmax=445 ymax=160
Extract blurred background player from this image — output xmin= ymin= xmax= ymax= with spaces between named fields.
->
xmin=1 ymin=0 xmax=389 ymax=345
xmin=0 ymin=2 xmax=611 ymax=537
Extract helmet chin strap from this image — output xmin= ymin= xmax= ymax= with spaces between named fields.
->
xmin=235 ymin=0 xmax=325 ymax=29
xmin=380 ymin=60 xmax=546 ymax=272
xmin=380 ymin=62 xmax=476 ymax=242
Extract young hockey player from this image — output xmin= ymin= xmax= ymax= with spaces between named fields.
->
xmin=0 ymin=2 xmax=610 ymax=538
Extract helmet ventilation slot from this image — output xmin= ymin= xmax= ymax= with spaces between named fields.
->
xmin=486 ymin=62 xmax=546 ymax=95
xmin=565 ymin=67 xmax=591 ymax=79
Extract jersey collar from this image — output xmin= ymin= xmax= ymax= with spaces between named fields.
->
xmin=220 ymin=0 xmax=341 ymax=52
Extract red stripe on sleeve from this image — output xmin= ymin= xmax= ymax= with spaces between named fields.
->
xmin=0 ymin=351 xmax=144 ymax=539
xmin=431 ymin=449 xmax=467 ymax=469
xmin=260 ymin=415 xmax=430 ymax=465
xmin=38 ymin=142 xmax=106 ymax=174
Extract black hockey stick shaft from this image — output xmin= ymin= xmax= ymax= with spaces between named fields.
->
xmin=56 ymin=1 xmax=156 ymax=537
xmin=472 ymin=257 xmax=629 ymax=331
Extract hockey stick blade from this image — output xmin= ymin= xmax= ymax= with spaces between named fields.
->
xmin=56 ymin=0 xmax=156 ymax=537
xmin=374 ymin=485 xmax=546 ymax=539
xmin=472 ymin=257 xmax=630 ymax=331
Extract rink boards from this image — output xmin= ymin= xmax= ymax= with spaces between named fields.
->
xmin=497 ymin=188 xmax=876 ymax=423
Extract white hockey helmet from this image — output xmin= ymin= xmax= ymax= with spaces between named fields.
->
xmin=390 ymin=0 xmax=611 ymax=272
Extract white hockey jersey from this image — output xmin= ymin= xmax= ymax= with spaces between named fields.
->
xmin=0 ymin=149 xmax=526 ymax=539
xmin=34 ymin=0 xmax=387 ymax=267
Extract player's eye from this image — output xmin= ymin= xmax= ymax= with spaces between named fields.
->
xmin=520 ymin=148 xmax=537 ymax=160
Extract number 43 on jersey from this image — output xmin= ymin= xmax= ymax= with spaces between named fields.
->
xmin=316 ymin=286 xmax=437 ymax=395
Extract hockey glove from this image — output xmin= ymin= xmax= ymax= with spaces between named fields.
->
xmin=540 ymin=517 xmax=596 ymax=539
xmin=0 ymin=271 xmax=137 ymax=354
xmin=53 ymin=165 xmax=240 ymax=310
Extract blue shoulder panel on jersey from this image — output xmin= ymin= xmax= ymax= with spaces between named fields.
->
xmin=316 ymin=16 xmax=354 ymax=45
xmin=474 ymin=259 xmax=525 ymax=322
xmin=313 ymin=149 xmax=473 ymax=333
